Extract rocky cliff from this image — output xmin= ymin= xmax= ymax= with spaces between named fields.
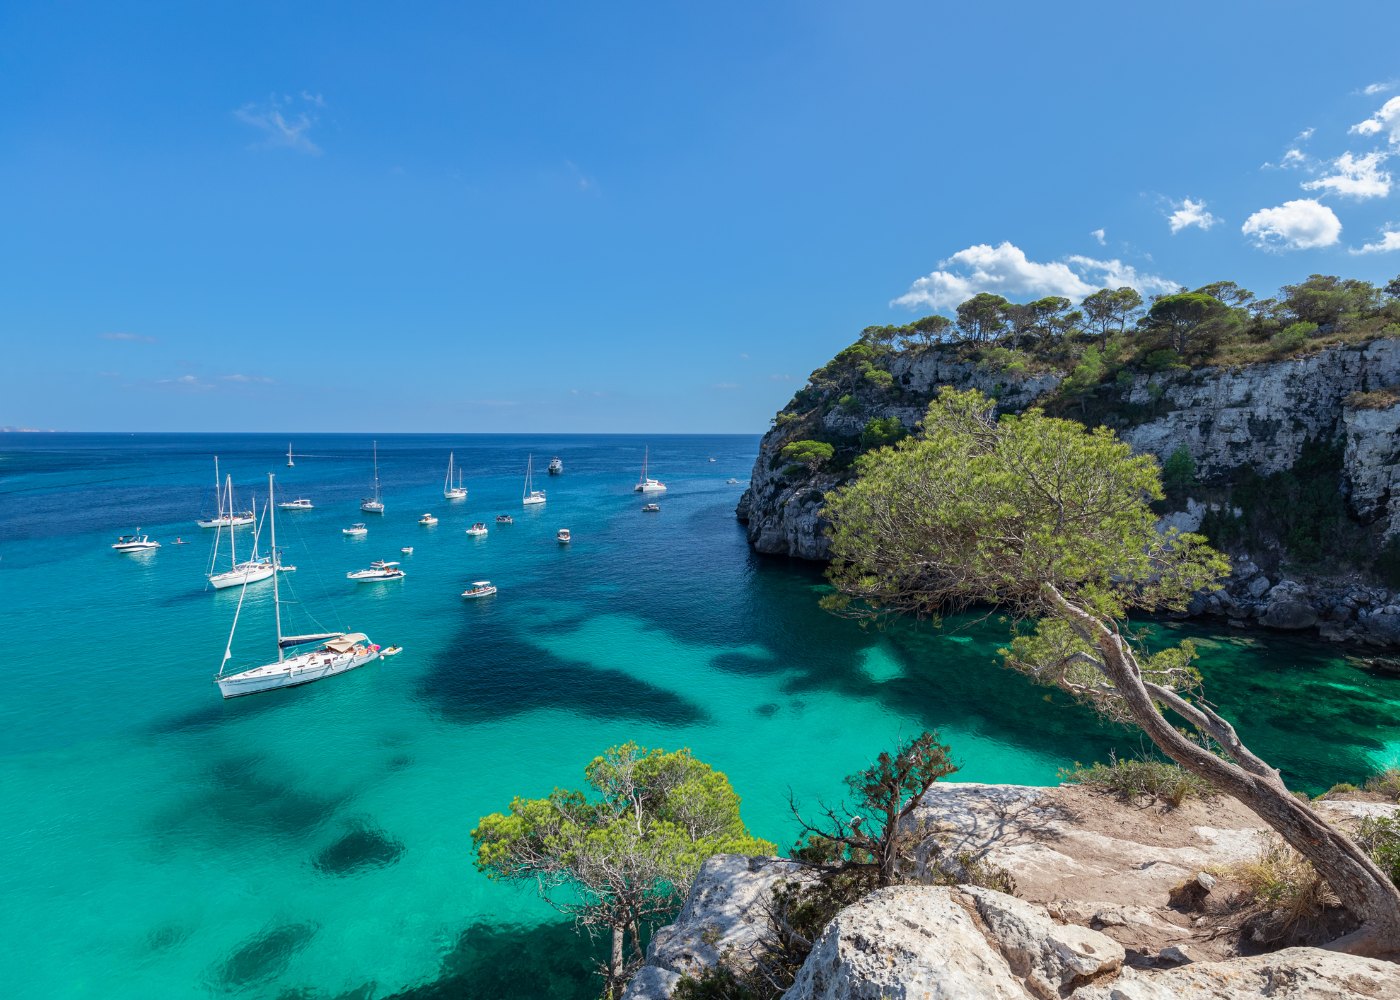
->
xmin=623 ymin=782 xmax=1400 ymax=1000
xmin=738 ymin=338 xmax=1400 ymax=648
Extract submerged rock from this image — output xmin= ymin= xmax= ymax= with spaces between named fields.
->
xmin=211 ymin=921 xmax=318 ymax=990
xmin=312 ymin=821 xmax=405 ymax=876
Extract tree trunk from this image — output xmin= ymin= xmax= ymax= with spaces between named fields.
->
xmin=607 ymin=924 xmax=625 ymax=998
xmin=1045 ymin=585 xmax=1400 ymax=957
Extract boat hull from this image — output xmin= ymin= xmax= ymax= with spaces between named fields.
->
xmin=444 ymin=489 xmax=467 ymax=500
xmin=217 ymin=647 xmax=383 ymax=699
xmin=209 ymin=563 xmax=276 ymax=589
xmin=197 ymin=514 xmax=255 ymax=529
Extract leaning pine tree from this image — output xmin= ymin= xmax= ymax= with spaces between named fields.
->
xmin=821 ymin=387 xmax=1400 ymax=956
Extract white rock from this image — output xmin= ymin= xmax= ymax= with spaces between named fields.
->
xmin=782 ymin=885 xmax=1026 ymax=1000
xmin=1073 ymin=947 xmax=1400 ymax=999
xmin=620 ymin=965 xmax=681 ymax=1000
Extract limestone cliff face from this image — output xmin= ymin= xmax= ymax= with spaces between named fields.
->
xmin=738 ymin=337 xmax=1400 ymax=647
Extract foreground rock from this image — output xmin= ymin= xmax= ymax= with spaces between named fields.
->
xmin=1073 ymin=948 xmax=1400 ymax=999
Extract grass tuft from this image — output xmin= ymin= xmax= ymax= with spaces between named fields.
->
xmin=1060 ymin=752 xmax=1215 ymax=806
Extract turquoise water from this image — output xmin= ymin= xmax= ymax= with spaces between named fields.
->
xmin=3 ymin=433 xmax=1399 ymax=999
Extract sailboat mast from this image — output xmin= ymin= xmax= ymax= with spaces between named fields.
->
xmin=227 ymin=476 xmax=238 ymax=566
xmin=268 ymin=473 xmax=284 ymax=663
xmin=372 ymin=440 xmax=381 ymax=501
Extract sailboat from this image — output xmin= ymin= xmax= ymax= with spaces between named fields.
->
xmin=207 ymin=477 xmax=277 ymax=590
xmin=286 ymin=442 xmax=295 ymax=468
xmin=215 ymin=473 xmax=391 ymax=699
xmin=444 ymin=451 xmax=467 ymax=500
xmin=634 ymin=446 xmax=667 ymax=493
xmin=361 ymin=440 xmax=385 ymax=514
xmin=522 ymin=454 xmax=546 ymax=506
xmin=197 ymin=457 xmax=255 ymax=528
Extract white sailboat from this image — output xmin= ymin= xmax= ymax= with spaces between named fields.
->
xmin=444 ymin=451 xmax=468 ymax=500
xmin=207 ymin=477 xmax=276 ymax=590
xmin=522 ymin=454 xmax=546 ymax=505
xmin=286 ymin=442 xmax=295 ymax=468
xmin=216 ymin=474 xmax=391 ymax=699
xmin=361 ymin=440 xmax=385 ymax=514
xmin=634 ymin=446 xmax=667 ymax=493
xmin=197 ymin=457 xmax=255 ymax=528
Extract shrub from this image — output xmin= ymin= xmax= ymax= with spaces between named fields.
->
xmin=1347 ymin=388 xmax=1400 ymax=411
xmin=859 ymin=416 xmax=907 ymax=450
xmin=780 ymin=440 xmax=835 ymax=473
xmin=1357 ymin=815 xmax=1400 ymax=886
xmin=1061 ymin=753 xmax=1215 ymax=806
xmin=1321 ymin=783 xmax=1358 ymax=797
xmin=1161 ymin=446 xmax=1197 ymax=494
xmin=1270 ymin=321 xmax=1318 ymax=354
xmin=1142 ymin=348 xmax=1187 ymax=372
xmin=1363 ymin=768 xmax=1400 ymax=801
xmin=1222 ymin=837 xmax=1339 ymax=943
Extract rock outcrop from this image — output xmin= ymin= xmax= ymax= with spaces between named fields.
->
xmin=739 ymin=337 xmax=1400 ymax=647
xmin=623 ymin=783 xmax=1400 ymax=1000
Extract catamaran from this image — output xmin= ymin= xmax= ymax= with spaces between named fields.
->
xmin=634 ymin=446 xmax=667 ymax=493
xmin=197 ymin=457 xmax=255 ymax=528
xmin=207 ymin=479 xmax=277 ymax=590
xmin=444 ymin=452 xmax=467 ymax=500
xmin=361 ymin=440 xmax=385 ymax=514
xmin=522 ymin=454 xmax=546 ymax=505
xmin=215 ymin=473 xmax=392 ymax=699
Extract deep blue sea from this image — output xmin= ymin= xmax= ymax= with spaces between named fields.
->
xmin=3 ymin=433 xmax=1399 ymax=999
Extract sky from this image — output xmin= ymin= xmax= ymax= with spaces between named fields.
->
xmin=4 ymin=1 xmax=1400 ymax=433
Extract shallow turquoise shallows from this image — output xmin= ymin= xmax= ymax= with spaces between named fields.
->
xmin=3 ymin=433 xmax=1399 ymax=999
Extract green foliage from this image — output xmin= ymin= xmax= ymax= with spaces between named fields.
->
xmin=863 ymin=366 xmax=894 ymax=390
xmin=1323 ymin=783 xmax=1358 ymax=797
xmin=1347 ymin=388 xmax=1400 ymax=411
xmin=1270 ymin=321 xmax=1317 ymax=354
xmin=859 ymin=416 xmax=907 ymax=451
xmin=1161 ymin=446 xmax=1197 ymax=495
xmin=673 ymin=965 xmax=768 ymax=1000
xmin=472 ymin=743 xmax=772 ymax=996
xmin=981 ymin=345 xmax=1029 ymax=375
xmin=956 ymin=292 xmax=1011 ymax=342
xmin=1363 ymin=769 xmax=1400 ymax=801
xmin=1061 ymin=753 xmax=1216 ymax=806
xmin=1142 ymin=348 xmax=1187 ymax=372
xmin=1222 ymin=838 xmax=1340 ymax=943
xmin=780 ymin=439 xmax=835 ymax=472
xmin=1358 ymin=816 xmax=1400 ymax=888
xmin=1280 ymin=274 xmax=1383 ymax=330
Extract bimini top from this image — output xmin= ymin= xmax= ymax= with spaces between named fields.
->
xmin=324 ymin=632 xmax=369 ymax=653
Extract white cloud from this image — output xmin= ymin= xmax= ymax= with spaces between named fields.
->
xmin=892 ymin=242 xmax=1174 ymax=312
xmin=1302 ymin=151 xmax=1392 ymax=198
xmin=234 ymin=94 xmax=323 ymax=154
xmin=1090 ymin=228 xmax=1106 ymax=245
xmin=1241 ymin=199 xmax=1342 ymax=250
xmin=1363 ymin=81 xmax=1395 ymax=96
xmin=1167 ymin=197 xmax=1219 ymax=234
xmin=1352 ymin=96 xmax=1400 ymax=144
xmin=156 ymin=374 xmax=213 ymax=390
xmin=100 ymin=331 xmax=156 ymax=343
xmin=221 ymin=373 xmax=275 ymax=384
xmin=1351 ymin=229 xmax=1400 ymax=254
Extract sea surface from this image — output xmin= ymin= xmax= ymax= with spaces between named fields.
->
xmin=3 ymin=432 xmax=1399 ymax=999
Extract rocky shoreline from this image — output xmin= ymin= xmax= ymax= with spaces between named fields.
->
xmin=738 ymin=338 xmax=1400 ymax=650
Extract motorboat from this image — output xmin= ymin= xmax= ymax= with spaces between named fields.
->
xmin=634 ymin=446 xmax=667 ymax=493
xmin=113 ymin=532 xmax=160 ymax=553
xmin=215 ymin=473 xmax=395 ymax=699
xmin=197 ymin=457 xmax=255 ymax=527
xmin=495 ymin=514 xmax=513 ymax=524
xmin=556 ymin=528 xmax=572 ymax=544
xmin=347 ymin=560 xmax=406 ymax=583
xmin=278 ymin=498 xmax=314 ymax=510
xmin=521 ymin=454 xmax=546 ymax=505
xmin=465 ymin=522 xmax=488 ymax=537
xmin=547 ymin=456 xmax=563 ymax=475
xmin=418 ymin=513 xmax=438 ymax=526
xmin=708 ymin=457 xmax=716 ymax=463
xmin=343 ymin=523 xmax=368 ymax=536
xmin=726 ymin=478 xmax=742 ymax=485
xmin=361 ymin=440 xmax=385 ymax=514
xmin=462 ymin=580 xmax=497 ymax=599
xmin=444 ymin=451 xmax=468 ymax=500
xmin=642 ymin=503 xmax=660 ymax=513
xmin=400 ymin=546 xmax=414 ymax=555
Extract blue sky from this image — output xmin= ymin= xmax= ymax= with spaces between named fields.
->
xmin=4 ymin=1 xmax=1400 ymax=433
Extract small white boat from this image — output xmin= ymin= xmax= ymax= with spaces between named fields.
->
xmin=418 ymin=513 xmax=438 ymax=526
xmin=343 ymin=523 xmax=368 ymax=536
xmin=347 ymin=560 xmax=405 ymax=583
xmin=642 ymin=503 xmax=660 ymax=513
xmin=465 ymin=522 xmax=488 ymax=537
xmin=634 ymin=446 xmax=667 ymax=493
xmin=462 ymin=580 xmax=497 ymax=599
xmin=547 ymin=456 xmax=563 ymax=475
xmin=522 ymin=454 xmax=546 ymax=505
xmin=197 ymin=457 xmax=256 ymax=527
xmin=113 ymin=532 xmax=160 ymax=553
xmin=495 ymin=514 xmax=513 ymax=524
xmin=209 ymin=558 xmax=276 ymax=590
xmin=708 ymin=457 xmax=716 ymax=463
xmin=278 ymin=498 xmax=314 ymax=510
xmin=556 ymin=528 xmax=572 ymax=544
xmin=726 ymin=478 xmax=742 ymax=485
xmin=400 ymin=546 xmax=414 ymax=555
xmin=361 ymin=440 xmax=385 ymax=514
xmin=444 ymin=451 xmax=468 ymax=500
